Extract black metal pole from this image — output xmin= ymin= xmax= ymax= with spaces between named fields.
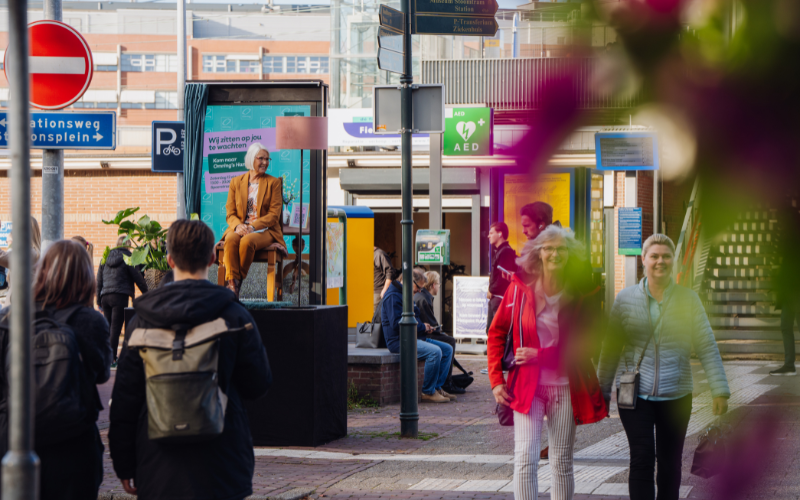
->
xmin=3 ymin=0 xmax=41 ymax=498
xmin=295 ymin=149 xmax=303 ymax=307
xmin=399 ymin=0 xmax=418 ymax=438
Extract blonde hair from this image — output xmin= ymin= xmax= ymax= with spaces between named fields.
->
xmin=516 ymin=225 xmax=584 ymax=277
xmin=244 ymin=142 xmax=269 ymax=171
xmin=642 ymin=233 xmax=675 ymax=258
xmin=31 ymin=217 xmax=41 ymax=258
xmin=424 ymin=271 xmax=440 ymax=292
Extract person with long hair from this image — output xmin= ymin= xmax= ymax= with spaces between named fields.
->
xmin=598 ymin=234 xmax=729 ymax=500
xmin=488 ymin=226 xmax=607 ymax=500
xmin=0 ymin=217 xmax=43 ymax=307
xmin=0 ymin=240 xmax=112 ymax=500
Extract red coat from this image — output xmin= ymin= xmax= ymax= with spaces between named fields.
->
xmin=487 ymin=275 xmax=608 ymax=425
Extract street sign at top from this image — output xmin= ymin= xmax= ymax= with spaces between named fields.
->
xmin=413 ymin=0 xmax=498 ymax=17
xmin=379 ymin=5 xmax=405 ymax=33
xmin=414 ymin=15 xmax=498 ymax=36
xmin=3 ymin=20 xmax=94 ymax=110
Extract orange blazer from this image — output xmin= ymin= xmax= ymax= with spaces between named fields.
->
xmin=223 ymin=172 xmax=285 ymax=247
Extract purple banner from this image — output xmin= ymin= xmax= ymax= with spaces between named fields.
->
xmin=203 ymin=128 xmax=276 ymax=157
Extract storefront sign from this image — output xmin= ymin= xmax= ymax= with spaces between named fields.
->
xmin=0 ymin=222 xmax=11 ymax=248
xmin=618 ymin=207 xmax=643 ymax=255
xmin=444 ymin=107 xmax=493 ymax=156
xmin=453 ymin=277 xmax=489 ymax=339
xmin=326 ymin=222 xmax=344 ymax=289
xmin=328 ymin=108 xmax=429 ymax=147
xmin=415 ymin=229 xmax=450 ymax=265
xmin=200 ymin=104 xmax=310 ymax=245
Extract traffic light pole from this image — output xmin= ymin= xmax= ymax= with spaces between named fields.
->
xmin=41 ymin=0 xmax=64 ymax=250
xmin=3 ymin=0 xmax=41 ymax=498
xmin=398 ymin=0 xmax=419 ymax=438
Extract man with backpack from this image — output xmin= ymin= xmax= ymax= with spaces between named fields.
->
xmin=109 ymin=220 xmax=272 ymax=500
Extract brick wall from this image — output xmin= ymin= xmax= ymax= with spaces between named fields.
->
xmin=0 ymin=170 xmax=179 ymax=273
xmin=347 ymin=360 xmax=425 ymax=406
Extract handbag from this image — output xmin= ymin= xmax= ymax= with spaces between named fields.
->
xmin=496 ymin=288 xmax=523 ymax=426
xmin=691 ymin=421 xmax=728 ymax=478
xmin=451 ymin=358 xmax=474 ymax=389
xmin=356 ymin=298 xmax=386 ymax=349
xmin=617 ymin=292 xmax=672 ymax=410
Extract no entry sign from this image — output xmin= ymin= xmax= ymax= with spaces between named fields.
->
xmin=3 ymin=20 xmax=94 ymax=110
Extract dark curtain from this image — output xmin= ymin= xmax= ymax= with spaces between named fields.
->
xmin=183 ymin=83 xmax=209 ymax=218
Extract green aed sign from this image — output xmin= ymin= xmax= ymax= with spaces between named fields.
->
xmin=416 ymin=229 xmax=450 ymax=265
xmin=443 ymin=107 xmax=493 ymax=156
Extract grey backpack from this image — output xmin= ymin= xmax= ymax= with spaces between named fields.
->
xmin=128 ymin=318 xmax=253 ymax=443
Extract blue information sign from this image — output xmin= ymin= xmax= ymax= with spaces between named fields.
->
xmin=618 ymin=207 xmax=643 ymax=256
xmin=151 ymin=121 xmax=184 ymax=173
xmin=595 ymin=132 xmax=659 ymax=171
xmin=0 ymin=111 xmax=116 ymax=150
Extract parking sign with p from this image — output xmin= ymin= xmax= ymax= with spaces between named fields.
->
xmin=151 ymin=121 xmax=184 ymax=173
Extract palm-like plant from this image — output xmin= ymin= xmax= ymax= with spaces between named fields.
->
xmin=101 ymin=207 xmax=170 ymax=271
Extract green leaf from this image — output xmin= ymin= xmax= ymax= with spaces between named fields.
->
xmin=124 ymin=246 xmax=150 ymax=267
xmin=100 ymin=246 xmax=111 ymax=266
xmin=102 ymin=207 xmax=139 ymax=225
xmin=119 ymin=221 xmax=136 ymax=232
xmin=138 ymin=215 xmax=151 ymax=229
xmin=190 ymin=213 xmax=199 ymax=221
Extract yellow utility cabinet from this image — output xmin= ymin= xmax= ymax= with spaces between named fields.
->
xmin=326 ymin=206 xmax=374 ymax=328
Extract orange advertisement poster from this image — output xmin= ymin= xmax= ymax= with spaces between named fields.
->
xmin=503 ymin=173 xmax=572 ymax=251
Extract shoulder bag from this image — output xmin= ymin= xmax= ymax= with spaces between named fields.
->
xmin=617 ymin=292 xmax=673 ymax=410
xmin=356 ymin=297 xmax=386 ymax=349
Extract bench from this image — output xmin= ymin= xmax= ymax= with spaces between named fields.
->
xmin=347 ymin=344 xmax=424 ymax=406
xmin=215 ymin=241 xmax=287 ymax=301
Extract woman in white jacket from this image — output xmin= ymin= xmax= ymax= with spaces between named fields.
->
xmin=597 ymin=233 xmax=730 ymax=500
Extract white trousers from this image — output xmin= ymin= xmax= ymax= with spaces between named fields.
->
xmin=513 ymin=384 xmax=577 ymax=500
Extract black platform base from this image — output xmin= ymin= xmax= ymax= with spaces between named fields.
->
xmin=244 ymin=305 xmax=348 ymax=447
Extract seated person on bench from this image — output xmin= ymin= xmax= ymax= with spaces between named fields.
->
xmin=222 ymin=142 xmax=285 ymax=299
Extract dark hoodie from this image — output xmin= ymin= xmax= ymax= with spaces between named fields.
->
xmin=381 ymin=281 xmax=426 ymax=353
xmin=108 ymin=280 xmax=272 ymax=500
xmin=97 ymin=248 xmax=148 ymax=302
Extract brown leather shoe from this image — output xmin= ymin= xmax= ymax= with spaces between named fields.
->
xmin=226 ymin=279 xmax=241 ymax=299
xmin=421 ymin=392 xmax=449 ymax=403
xmin=438 ymin=388 xmax=457 ymax=401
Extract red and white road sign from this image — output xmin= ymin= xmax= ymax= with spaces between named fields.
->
xmin=3 ymin=20 xmax=94 ymax=110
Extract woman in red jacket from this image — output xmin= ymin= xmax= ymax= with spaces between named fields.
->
xmin=488 ymin=225 xmax=607 ymax=500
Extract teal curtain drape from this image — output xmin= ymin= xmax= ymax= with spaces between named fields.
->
xmin=183 ymin=83 xmax=209 ymax=218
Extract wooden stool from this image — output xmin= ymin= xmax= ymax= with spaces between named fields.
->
xmin=215 ymin=241 xmax=287 ymax=301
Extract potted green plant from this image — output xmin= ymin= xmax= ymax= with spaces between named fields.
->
xmin=280 ymin=173 xmax=299 ymax=225
xmin=102 ymin=207 xmax=170 ymax=289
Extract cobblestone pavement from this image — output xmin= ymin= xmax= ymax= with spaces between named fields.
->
xmin=95 ymin=357 xmax=800 ymax=499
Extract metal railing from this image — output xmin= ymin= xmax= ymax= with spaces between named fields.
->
xmin=421 ymin=57 xmax=641 ymax=110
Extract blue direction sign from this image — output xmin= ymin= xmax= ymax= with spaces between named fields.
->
xmin=378 ymin=26 xmax=404 ymax=53
xmin=414 ymin=15 xmax=498 ymax=36
xmin=0 ymin=111 xmax=116 ymax=150
xmin=379 ymin=5 xmax=405 ymax=32
xmin=618 ymin=207 xmax=643 ymax=256
xmin=151 ymin=121 xmax=184 ymax=173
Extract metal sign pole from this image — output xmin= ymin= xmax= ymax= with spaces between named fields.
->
xmin=399 ymin=0 xmax=419 ymax=438
xmin=41 ymin=0 xmax=63 ymax=250
xmin=3 ymin=0 xmax=41 ymax=498
xmin=176 ymin=0 xmax=187 ymax=219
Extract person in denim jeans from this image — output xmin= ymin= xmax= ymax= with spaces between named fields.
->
xmin=382 ymin=269 xmax=454 ymax=403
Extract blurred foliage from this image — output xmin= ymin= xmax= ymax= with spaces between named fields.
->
xmin=101 ymin=207 xmax=170 ymax=271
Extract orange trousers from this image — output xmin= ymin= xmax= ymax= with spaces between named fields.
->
xmin=223 ymin=231 xmax=275 ymax=281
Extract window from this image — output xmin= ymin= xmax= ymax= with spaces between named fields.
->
xmin=261 ymin=56 xmax=329 ymax=74
xmin=74 ymin=102 xmax=116 ymax=109
xmin=121 ymin=91 xmax=178 ymax=110
xmin=96 ymin=65 xmax=117 ymax=72
xmin=121 ymin=54 xmax=178 ymax=72
xmin=202 ymin=55 xmax=260 ymax=74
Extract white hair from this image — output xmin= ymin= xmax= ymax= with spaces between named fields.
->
xmin=516 ymin=225 xmax=585 ymax=276
xmin=244 ymin=142 xmax=269 ymax=171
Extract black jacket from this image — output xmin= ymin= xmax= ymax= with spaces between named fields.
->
xmin=0 ymin=304 xmax=112 ymax=451
xmin=108 ymin=280 xmax=272 ymax=500
xmin=97 ymin=248 xmax=148 ymax=303
xmin=413 ymin=288 xmax=439 ymax=328
xmin=489 ymin=241 xmax=517 ymax=297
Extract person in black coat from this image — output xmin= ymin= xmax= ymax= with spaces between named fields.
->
xmin=97 ymin=236 xmax=148 ymax=365
xmin=109 ymin=219 xmax=272 ymax=500
xmin=0 ymin=240 xmax=113 ymax=500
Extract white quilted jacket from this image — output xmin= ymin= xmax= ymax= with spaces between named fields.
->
xmin=597 ymin=279 xmax=731 ymax=401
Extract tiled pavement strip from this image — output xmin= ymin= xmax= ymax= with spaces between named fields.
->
xmin=95 ymin=359 xmax=800 ymax=499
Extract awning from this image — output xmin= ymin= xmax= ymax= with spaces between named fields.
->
xmin=339 ymin=167 xmax=478 ymax=192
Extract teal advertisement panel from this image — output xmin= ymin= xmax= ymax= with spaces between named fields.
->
xmin=200 ymin=104 xmax=311 ymax=248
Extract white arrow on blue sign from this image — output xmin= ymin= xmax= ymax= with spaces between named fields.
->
xmin=0 ymin=111 xmax=116 ymax=150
